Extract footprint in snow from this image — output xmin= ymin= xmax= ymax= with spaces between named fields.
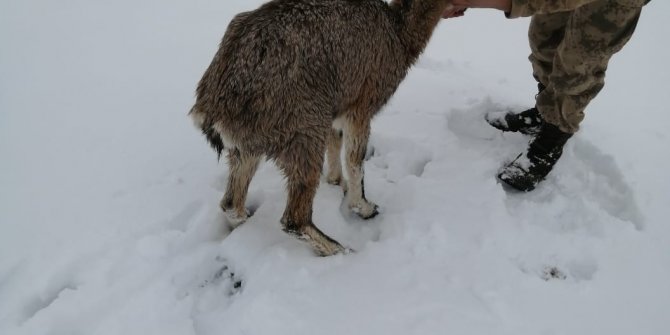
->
xmin=366 ymin=134 xmax=433 ymax=183
xmin=446 ymin=98 xmax=644 ymax=230
xmin=197 ymin=257 xmax=243 ymax=297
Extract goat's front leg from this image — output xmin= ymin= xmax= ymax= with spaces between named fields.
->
xmin=344 ymin=117 xmax=378 ymax=219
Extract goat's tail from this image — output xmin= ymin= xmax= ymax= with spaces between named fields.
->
xmin=189 ymin=106 xmax=225 ymax=160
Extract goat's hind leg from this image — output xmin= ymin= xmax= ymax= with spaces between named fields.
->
xmin=278 ymin=135 xmax=346 ymax=256
xmin=326 ymin=127 xmax=345 ymax=191
xmin=221 ymin=148 xmax=261 ymax=229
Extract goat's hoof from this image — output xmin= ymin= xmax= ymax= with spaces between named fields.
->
xmin=224 ymin=208 xmax=250 ymax=229
xmin=351 ymin=201 xmax=379 ymax=220
xmin=312 ymin=241 xmax=347 ymax=257
xmin=283 ymin=222 xmax=348 ymax=257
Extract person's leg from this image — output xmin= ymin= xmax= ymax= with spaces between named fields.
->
xmin=500 ymin=1 xmax=644 ymax=191
xmin=529 ymin=11 xmax=572 ymax=90
xmin=537 ymin=1 xmax=643 ymax=133
xmin=486 ymin=11 xmax=570 ymax=135
xmin=486 ymin=12 xmax=571 ymax=135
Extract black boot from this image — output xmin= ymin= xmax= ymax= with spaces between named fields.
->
xmin=485 ymin=107 xmax=544 ymax=135
xmin=485 ymin=82 xmax=547 ymax=135
xmin=498 ymin=122 xmax=572 ymax=192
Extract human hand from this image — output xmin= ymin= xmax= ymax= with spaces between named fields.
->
xmin=451 ymin=0 xmax=512 ymax=12
xmin=443 ymin=4 xmax=468 ymax=19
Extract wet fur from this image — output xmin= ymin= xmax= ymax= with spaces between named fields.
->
xmin=190 ymin=0 xmax=452 ymax=256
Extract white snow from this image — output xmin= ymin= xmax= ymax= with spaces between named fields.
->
xmin=1 ymin=1 xmax=668 ymax=335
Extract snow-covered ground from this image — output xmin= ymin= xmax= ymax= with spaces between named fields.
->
xmin=1 ymin=1 xmax=668 ymax=334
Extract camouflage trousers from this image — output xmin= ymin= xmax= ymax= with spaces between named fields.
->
xmin=530 ymin=0 xmax=645 ymax=133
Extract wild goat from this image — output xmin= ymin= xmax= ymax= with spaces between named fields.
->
xmin=190 ymin=0 xmax=453 ymax=256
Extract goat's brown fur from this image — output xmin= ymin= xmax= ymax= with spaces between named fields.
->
xmin=191 ymin=0 xmax=452 ymax=256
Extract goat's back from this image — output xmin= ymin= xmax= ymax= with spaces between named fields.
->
xmin=194 ymin=0 xmax=406 ymax=155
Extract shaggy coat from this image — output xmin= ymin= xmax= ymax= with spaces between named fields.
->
xmin=191 ymin=0 xmax=453 ymax=256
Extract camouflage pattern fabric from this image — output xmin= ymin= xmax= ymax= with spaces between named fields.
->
xmin=508 ymin=0 xmax=648 ymax=18
xmin=521 ymin=0 xmax=647 ymax=133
